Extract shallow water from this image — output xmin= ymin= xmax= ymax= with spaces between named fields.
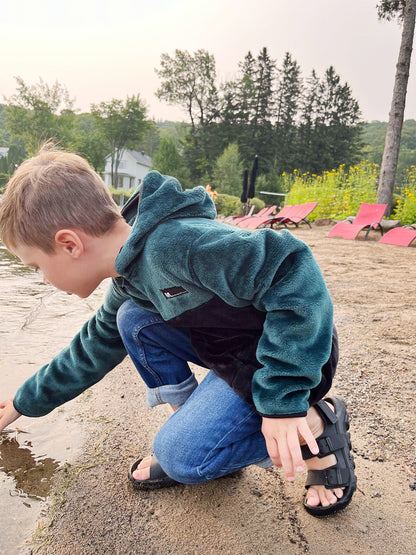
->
xmin=0 ymin=244 xmax=106 ymax=553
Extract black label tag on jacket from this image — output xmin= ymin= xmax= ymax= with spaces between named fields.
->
xmin=161 ymin=286 xmax=189 ymax=299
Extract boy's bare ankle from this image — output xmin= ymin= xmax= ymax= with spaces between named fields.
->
xmin=301 ymin=401 xmax=335 ymax=445
xmin=300 ymin=407 xmax=324 ymax=445
xmin=303 ymin=402 xmax=338 ymax=472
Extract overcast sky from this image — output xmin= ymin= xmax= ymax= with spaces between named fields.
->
xmin=1 ymin=0 xmax=415 ymax=123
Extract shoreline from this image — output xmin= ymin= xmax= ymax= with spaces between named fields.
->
xmin=23 ymin=225 xmax=416 ymax=554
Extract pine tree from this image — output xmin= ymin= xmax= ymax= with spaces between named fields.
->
xmin=250 ymin=48 xmax=276 ymax=171
xmin=298 ymin=70 xmax=321 ymax=171
xmin=274 ymin=52 xmax=302 ymax=172
xmin=233 ymin=51 xmax=258 ymax=163
xmin=298 ymin=67 xmax=362 ymax=173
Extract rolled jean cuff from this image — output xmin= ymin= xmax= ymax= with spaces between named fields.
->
xmin=255 ymin=456 xmax=273 ymax=469
xmin=146 ymin=373 xmax=198 ymax=408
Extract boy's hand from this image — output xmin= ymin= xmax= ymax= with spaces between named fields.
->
xmin=261 ymin=416 xmax=319 ymax=481
xmin=0 ymin=398 xmax=21 ymax=432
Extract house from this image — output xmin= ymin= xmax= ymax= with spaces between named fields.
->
xmin=103 ymin=149 xmax=152 ymax=191
xmin=0 ymin=147 xmax=9 ymax=159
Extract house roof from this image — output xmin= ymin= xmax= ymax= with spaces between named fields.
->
xmin=105 ymin=149 xmax=152 ymax=168
xmin=129 ymin=150 xmax=152 ymax=167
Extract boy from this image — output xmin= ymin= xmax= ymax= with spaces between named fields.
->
xmin=0 ymin=148 xmax=356 ymax=517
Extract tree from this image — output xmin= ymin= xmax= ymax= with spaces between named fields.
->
xmin=212 ymin=143 xmax=244 ymax=196
xmin=377 ymin=0 xmax=416 ymax=215
xmin=298 ymin=70 xmax=321 ymax=170
xmin=274 ymin=52 xmax=302 ymax=172
xmin=91 ymin=95 xmax=149 ymax=187
xmin=250 ymin=48 xmax=276 ymax=171
xmin=297 ymin=67 xmax=361 ymax=173
xmin=5 ymin=77 xmax=76 ymax=155
xmin=156 ymin=48 xmax=363 ymax=184
xmin=151 ymin=136 xmax=190 ymax=186
xmin=237 ymin=51 xmax=257 ymax=125
xmin=214 ymin=54 xmax=257 ymax=165
xmin=72 ymin=113 xmax=108 ymax=172
xmin=137 ymin=120 xmax=161 ymax=157
xmin=318 ymin=66 xmax=362 ymax=169
xmin=216 ymin=49 xmax=276 ymax=170
xmin=155 ymin=50 xmax=219 ymax=136
xmin=156 ymin=50 xmax=220 ymax=181
xmin=0 ymin=105 xmax=10 ymax=145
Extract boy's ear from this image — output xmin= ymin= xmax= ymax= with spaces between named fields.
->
xmin=54 ymin=230 xmax=85 ymax=258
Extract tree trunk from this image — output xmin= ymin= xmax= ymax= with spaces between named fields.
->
xmin=377 ymin=0 xmax=416 ymax=215
xmin=111 ymin=152 xmax=116 ymax=187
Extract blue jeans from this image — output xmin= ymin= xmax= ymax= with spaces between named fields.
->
xmin=117 ymin=300 xmax=272 ymax=483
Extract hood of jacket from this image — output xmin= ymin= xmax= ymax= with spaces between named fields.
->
xmin=115 ymin=171 xmax=217 ymax=275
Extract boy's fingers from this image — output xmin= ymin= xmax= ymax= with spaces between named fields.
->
xmin=266 ymin=438 xmax=279 ymax=464
xmin=287 ymin=430 xmax=305 ymax=473
xmin=0 ymin=400 xmax=21 ymax=432
xmin=265 ymin=438 xmax=283 ymax=468
xmin=299 ymin=421 xmax=319 ymax=456
xmin=277 ymin=438 xmax=295 ymax=480
xmin=0 ymin=399 xmax=12 ymax=409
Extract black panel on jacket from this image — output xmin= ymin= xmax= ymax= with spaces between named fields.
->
xmin=167 ymin=296 xmax=338 ymax=410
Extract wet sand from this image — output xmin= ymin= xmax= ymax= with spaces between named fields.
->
xmin=22 ymin=225 xmax=416 ymax=554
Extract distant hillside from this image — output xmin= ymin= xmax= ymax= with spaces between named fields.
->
xmin=1 ymin=107 xmax=415 ymax=182
xmin=156 ymin=120 xmax=191 ymax=139
xmin=361 ymin=119 xmax=416 ymax=180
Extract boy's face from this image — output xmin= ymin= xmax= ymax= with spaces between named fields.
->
xmin=12 ymin=242 xmax=101 ymax=298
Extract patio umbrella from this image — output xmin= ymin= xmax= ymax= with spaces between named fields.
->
xmin=240 ymin=169 xmax=248 ymax=204
xmin=248 ymin=155 xmax=258 ymax=199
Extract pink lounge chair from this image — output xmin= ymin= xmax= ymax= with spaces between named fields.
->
xmin=379 ymin=226 xmax=416 ymax=247
xmin=328 ymin=203 xmax=387 ymax=240
xmin=218 ymin=205 xmax=256 ymax=224
xmin=235 ymin=205 xmax=278 ymax=228
xmin=263 ymin=204 xmax=294 ymax=227
xmin=265 ymin=202 xmax=318 ymax=229
xmin=281 ymin=201 xmax=318 ymax=228
xmin=224 ymin=205 xmax=272 ymax=225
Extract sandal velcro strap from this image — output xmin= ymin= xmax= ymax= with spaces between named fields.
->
xmin=301 ymin=433 xmax=348 ymax=460
xmin=305 ymin=466 xmax=351 ymax=489
xmin=314 ymin=399 xmax=338 ymax=424
xmin=303 ymin=397 xmax=357 ymax=517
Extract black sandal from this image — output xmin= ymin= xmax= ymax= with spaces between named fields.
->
xmin=301 ymin=396 xmax=357 ymax=517
xmin=128 ymin=455 xmax=179 ymax=490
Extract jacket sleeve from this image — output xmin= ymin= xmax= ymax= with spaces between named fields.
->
xmin=187 ymin=226 xmax=334 ymax=418
xmin=13 ymin=280 xmax=129 ymax=417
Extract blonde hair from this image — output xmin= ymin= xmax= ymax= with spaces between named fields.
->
xmin=0 ymin=146 xmax=123 ymax=253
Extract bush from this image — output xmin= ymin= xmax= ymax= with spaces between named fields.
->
xmin=0 ymin=173 xmax=10 ymax=192
xmin=216 ymin=194 xmax=265 ymax=217
xmin=108 ymin=186 xmax=136 ymax=207
xmin=247 ymin=197 xmax=266 ymax=213
xmin=283 ymin=162 xmax=379 ymax=221
xmin=393 ymin=166 xmax=416 ymax=224
xmin=216 ymin=194 xmax=242 ymax=217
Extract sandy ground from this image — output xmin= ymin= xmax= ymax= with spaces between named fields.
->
xmin=23 ymin=224 xmax=415 ymax=555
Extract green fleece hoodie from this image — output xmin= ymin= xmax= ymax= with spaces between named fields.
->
xmin=13 ymin=171 xmax=334 ymax=419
